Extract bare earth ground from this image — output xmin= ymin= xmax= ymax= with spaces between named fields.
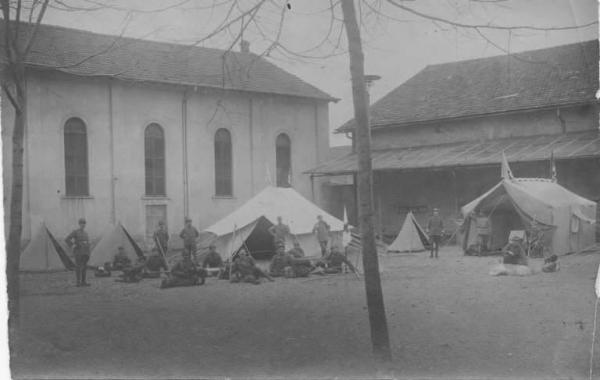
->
xmin=11 ymin=246 xmax=600 ymax=379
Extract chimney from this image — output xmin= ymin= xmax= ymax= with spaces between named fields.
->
xmin=240 ymin=40 xmax=250 ymax=53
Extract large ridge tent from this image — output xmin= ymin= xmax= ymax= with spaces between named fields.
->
xmin=388 ymin=211 xmax=430 ymax=253
xmin=461 ymin=177 xmax=597 ymax=256
xmin=203 ymin=186 xmax=345 ymax=259
xmin=21 ymin=221 xmax=75 ymax=272
xmin=89 ymin=223 xmax=144 ymax=267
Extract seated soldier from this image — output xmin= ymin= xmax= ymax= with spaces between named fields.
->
xmin=94 ymin=265 xmax=111 ymax=277
xmin=290 ymin=256 xmax=313 ymax=278
xmin=143 ymin=253 xmax=168 ymax=278
xmin=287 ymin=241 xmax=305 ymax=258
xmin=120 ymin=255 xmax=147 ymax=283
xmin=269 ymin=244 xmax=293 ymax=277
xmin=112 ymin=246 xmax=132 ymax=271
xmin=542 ymin=254 xmax=560 ymax=273
xmin=202 ymin=243 xmax=224 ymax=276
xmin=231 ymin=248 xmax=273 ymax=284
xmin=161 ymin=251 xmax=206 ymax=288
xmin=502 ymin=236 xmax=528 ymax=266
xmin=315 ymin=246 xmax=357 ymax=274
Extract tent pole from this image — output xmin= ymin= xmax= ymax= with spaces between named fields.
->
xmin=229 ymin=225 xmax=237 ymax=280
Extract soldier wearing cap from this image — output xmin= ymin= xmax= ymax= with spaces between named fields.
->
xmin=427 ymin=208 xmax=444 ymax=259
xmin=312 ymin=215 xmax=331 ymax=257
xmin=65 ymin=218 xmax=91 ymax=287
xmin=268 ymin=216 xmax=290 ymax=252
xmin=269 ymin=243 xmax=293 ymax=277
xmin=502 ymin=235 xmax=528 ymax=266
xmin=179 ymin=217 xmax=200 ymax=260
xmin=202 ymin=243 xmax=224 ymax=275
xmin=153 ymin=220 xmax=169 ymax=254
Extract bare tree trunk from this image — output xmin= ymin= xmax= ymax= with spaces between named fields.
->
xmin=340 ymin=0 xmax=391 ymax=361
xmin=5 ymin=64 xmax=26 ymax=333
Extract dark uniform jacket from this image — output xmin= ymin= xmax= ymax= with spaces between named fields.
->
xmin=65 ymin=229 xmax=90 ymax=256
xmin=180 ymin=226 xmax=200 ymax=245
xmin=171 ymin=258 xmax=198 ymax=279
xmin=203 ymin=251 xmax=224 ymax=268
xmin=269 ymin=252 xmax=293 ymax=275
xmin=427 ymin=216 xmax=444 ymax=237
xmin=153 ymin=228 xmax=169 ymax=251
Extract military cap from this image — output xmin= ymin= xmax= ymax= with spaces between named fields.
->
xmin=78 ymin=218 xmax=86 ymax=224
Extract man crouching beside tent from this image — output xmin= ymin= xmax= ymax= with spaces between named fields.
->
xmin=161 ymin=251 xmax=206 ymax=288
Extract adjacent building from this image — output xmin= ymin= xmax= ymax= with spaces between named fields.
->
xmin=311 ymin=40 xmax=600 ymax=241
xmin=2 ymin=23 xmax=335 ymax=247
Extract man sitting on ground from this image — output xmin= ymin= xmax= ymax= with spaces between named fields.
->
xmin=269 ymin=244 xmax=293 ymax=277
xmin=161 ymin=251 xmax=206 ymax=288
xmin=314 ymin=246 xmax=357 ymax=274
xmin=231 ymin=248 xmax=273 ymax=284
xmin=542 ymin=254 xmax=560 ymax=273
xmin=120 ymin=255 xmax=147 ymax=283
xmin=287 ymin=241 xmax=305 ymax=258
xmin=144 ymin=253 xmax=168 ymax=278
xmin=112 ymin=246 xmax=132 ymax=271
xmin=203 ymin=243 xmax=224 ymax=276
xmin=502 ymin=236 xmax=528 ymax=266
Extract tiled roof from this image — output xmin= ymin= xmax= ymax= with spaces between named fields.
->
xmin=1 ymin=22 xmax=335 ymax=101
xmin=338 ymin=40 xmax=598 ymax=132
xmin=306 ymin=131 xmax=600 ymax=175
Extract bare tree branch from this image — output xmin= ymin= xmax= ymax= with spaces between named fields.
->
xmin=2 ymin=82 xmax=20 ymax=112
xmin=22 ymin=0 xmax=49 ymax=57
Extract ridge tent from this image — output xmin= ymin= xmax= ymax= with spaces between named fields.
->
xmin=203 ymin=186 xmax=345 ymax=259
xmin=89 ymin=223 xmax=144 ymax=267
xmin=461 ymin=178 xmax=596 ymax=256
xmin=21 ymin=221 xmax=75 ymax=272
xmin=388 ymin=211 xmax=430 ymax=252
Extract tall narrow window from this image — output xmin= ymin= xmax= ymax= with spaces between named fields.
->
xmin=64 ymin=117 xmax=89 ymax=196
xmin=214 ymin=128 xmax=233 ymax=196
xmin=145 ymin=123 xmax=166 ymax=196
xmin=276 ymin=133 xmax=291 ymax=187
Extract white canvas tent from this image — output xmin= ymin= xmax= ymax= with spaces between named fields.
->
xmin=461 ymin=178 xmax=597 ymax=255
xmin=89 ymin=223 xmax=144 ymax=267
xmin=388 ymin=211 xmax=430 ymax=252
xmin=21 ymin=221 xmax=74 ymax=272
xmin=203 ymin=186 xmax=345 ymax=259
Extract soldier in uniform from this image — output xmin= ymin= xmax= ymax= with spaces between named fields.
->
xmin=65 ymin=218 xmax=91 ymax=287
xmin=269 ymin=244 xmax=293 ymax=277
xmin=312 ymin=215 xmax=331 ymax=257
xmin=427 ymin=208 xmax=444 ymax=258
xmin=268 ymin=216 xmax=290 ymax=252
xmin=179 ymin=217 xmax=200 ymax=260
xmin=112 ymin=246 xmax=132 ymax=271
xmin=153 ymin=220 xmax=169 ymax=253
xmin=120 ymin=255 xmax=147 ymax=283
xmin=502 ymin=236 xmax=528 ymax=266
xmin=475 ymin=210 xmax=491 ymax=254
xmin=161 ymin=251 xmax=206 ymax=288
xmin=231 ymin=248 xmax=273 ymax=284
xmin=287 ymin=241 xmax=305 ymax=258
xmin=202 ymin=243 xmax=224 ymax=276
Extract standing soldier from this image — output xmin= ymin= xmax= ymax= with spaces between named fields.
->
xmin=179 ymin=217 xmax=200 ymax=260
xmin=65 ymin=218 xmax=91 ymax=287
xmin=427 ymin=208 xmax=444 ymax=259
xmin=475 ymin=210 xmax=491 ymax=254
xmin=268 ymin=216 xmax=291 ymax=252
xmin=153 ymin=220 xmax=169 ymax=253
xmin=312 ymin=215 xmax=331 ymax=257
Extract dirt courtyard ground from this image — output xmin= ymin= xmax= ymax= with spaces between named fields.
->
xmin=11 ymin=246 xmax=600 ymax=379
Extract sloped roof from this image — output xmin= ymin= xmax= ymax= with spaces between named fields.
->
xmin=307 ymin=131 xmax=600 ymax=175
xmin=204 ymin=186 xmax=344 ymax=236
xmin=1 ymin=22 xmax=335 ymax=101
xmin=338 ymin=40 xmax=599 ymax=132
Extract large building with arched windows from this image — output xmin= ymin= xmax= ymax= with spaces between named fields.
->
xmin=2 ymin=23 xmax=335 ymax=248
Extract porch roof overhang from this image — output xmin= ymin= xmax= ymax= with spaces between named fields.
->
xmin=306 ymin=131 xmax=600 ymax=176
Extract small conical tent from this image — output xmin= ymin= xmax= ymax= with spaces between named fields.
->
xmin=203 ymin=186 xmax=345 ymax=259
xmin=21 ymin=222 xmax=75 ymax=271
xmin=388 ymin=211 xmax=430 ymax=252
xmin=89 ymin=223 xmax=144 ymax=267
xmin=461 ymin=178 xmax=597 ymax=255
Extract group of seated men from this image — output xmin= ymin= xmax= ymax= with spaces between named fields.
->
xmin=95 ymin=246 xmax=169 ymax=283
xmin=501 ymin=235 xmax=559 ymax=273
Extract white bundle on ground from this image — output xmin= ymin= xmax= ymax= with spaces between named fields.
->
xmin=489 ymin=263 xmax=534 ymax=276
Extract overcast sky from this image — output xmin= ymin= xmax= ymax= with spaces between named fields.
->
xmin=41 ymin=0 xmax=599 ymax=146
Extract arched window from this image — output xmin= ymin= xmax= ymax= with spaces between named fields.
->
xmin=276 ymin=133 xmax=291 ymax=187
xmin=145 ymin=123 xmax=166 ymax=196
xmin=214 ymin=128 xmax=233 ymax=196
xmin=64 ymin=117 xmax=89 ymax=196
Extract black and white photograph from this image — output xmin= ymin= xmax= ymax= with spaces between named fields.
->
xmin=1 ymin=0 xmax=599 ymax=379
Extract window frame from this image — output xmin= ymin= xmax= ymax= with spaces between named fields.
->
xmin=144 ymin=123 xmax=167 ymax=197
xmin=214 ymin=128 xmax=233 ymax=197
xmin=63 ymin=117 xmax=90 ymax=197
xmin=275 ymin=132 xmax=292 ymax=188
